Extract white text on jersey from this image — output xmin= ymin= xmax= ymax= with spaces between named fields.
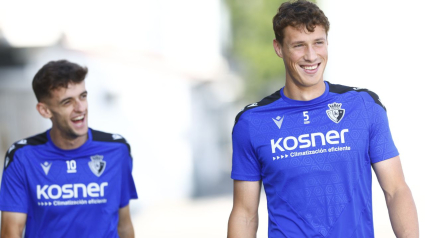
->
xmin=271 ymin=129 xmax=349 ymax=153
xmin=37 ymin=182 xmax=108 ymax=200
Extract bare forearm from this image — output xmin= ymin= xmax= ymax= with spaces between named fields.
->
xmin=228 ymin=210 xmax=258 ymax=238
xmin=118 ymin=225 xmax=134 ymax=238
xmin=1 ymin=226 xmax=24 ymax=238
xmin=1 ymin=231 xmax=23 ymax=238
xmin=386 ymin=185 xmax=419 ymax=238
xmin=1 ymin=212 xmax=26 ymax=238
xmin=117 ymin=205 xmax=134 ymax=238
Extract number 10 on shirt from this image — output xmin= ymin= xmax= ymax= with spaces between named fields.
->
xmin=66 ymin=160 xmax=77 ymax=173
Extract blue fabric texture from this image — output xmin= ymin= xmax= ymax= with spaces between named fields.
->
xmin=231 ymin=81 xmax=398 ymax=238
xmin=0 ymin=128 xmax=138 ymax=238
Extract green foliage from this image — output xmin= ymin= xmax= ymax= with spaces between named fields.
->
xmin=225 ymin=0 xmax=288 ymax=99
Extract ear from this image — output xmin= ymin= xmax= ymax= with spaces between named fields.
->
xmin=36 ymin=102 xmax=52 ymax=119
xmin=273 ymin=39 xmax=284 ymax=58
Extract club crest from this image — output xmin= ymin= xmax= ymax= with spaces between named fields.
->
xmin=88 ymin=155 xmax=106 ymax=177
xmin=326 ymin=102 xmax=345 ymax=123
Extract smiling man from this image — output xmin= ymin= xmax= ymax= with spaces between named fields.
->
xmin=227 ymin=1 xmax=419 ymax=237
xmin=0 ymin=60 xmax=138 ymax=238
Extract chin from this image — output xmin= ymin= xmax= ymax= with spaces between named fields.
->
xmin=304 ymin=74 xmax=324 ymax=84
xmin=72 ymin=126 xmax=89 ymax=138
xmin=297 ymin=78 xmax=322 ymax=87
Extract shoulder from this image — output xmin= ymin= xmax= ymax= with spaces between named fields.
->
xmin=4 ymin=132 xmax=48 ymax=169
xmin=91 ymin=129 xmax=129 ymax=144
xmin=91 ymin=129 xmax=132 ymax=153
xmin=327 ymin=81 xmax=386 ymax=110
xmin=234 ymin=89 xmax=281 ymax=125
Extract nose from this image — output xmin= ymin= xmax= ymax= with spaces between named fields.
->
xmin=304 ymin=45 xmax=317 ymax=62
xmin=74 ymin=100 xmax=87 ymax=112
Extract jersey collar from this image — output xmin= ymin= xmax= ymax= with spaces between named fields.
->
xmin=46 ymin=128 xmax=93 ymax=153
xmin=280 ymin=81 xmax=329 ymax=105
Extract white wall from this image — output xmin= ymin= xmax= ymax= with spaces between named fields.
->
xmin=319 ymin=1 xmax=425 ymax=236
xmin=0 ymin=0 xmax=229 ymax=215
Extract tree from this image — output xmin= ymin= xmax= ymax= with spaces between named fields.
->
xmin=226 ymin=0 xmax=313 ymax=99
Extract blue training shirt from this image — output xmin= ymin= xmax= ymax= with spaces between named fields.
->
xmin=0 ymin=128 xmax=138 ymax=238
xmin=231 ymin=81 xmax=398 ymax=238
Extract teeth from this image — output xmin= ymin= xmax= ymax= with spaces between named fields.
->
xmin=72 ymin=115 xmax=84 ymax=121
xmin=303 ymin=65 xmax=318 ymax=70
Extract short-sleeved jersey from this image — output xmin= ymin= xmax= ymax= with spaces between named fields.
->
xmin=231 ymin=81 xmax=398 ymax=238
xmin=0 ymin=128 xmax=138 ymax=238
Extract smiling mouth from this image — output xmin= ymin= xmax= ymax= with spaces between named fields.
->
xmin=301 ymin=63 xmax=320 ymax=70
xmin=71 ymin=115 xmax=85 ymax=123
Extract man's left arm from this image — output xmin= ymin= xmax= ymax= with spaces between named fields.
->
xmin=372 ymin=155 xmax=419 ymax=238
xmin=118 ymin=205 xmax=134 ymax=238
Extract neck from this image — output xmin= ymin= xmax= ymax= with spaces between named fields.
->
xmin=49 ymin=128 xmax=88 ymax=150
xmin=283 ymin=80 xmax=326 ymax=101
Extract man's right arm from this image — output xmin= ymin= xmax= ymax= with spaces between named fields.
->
xmin=228 ymin=180 xmax=261 ymax=238
xmin=1 ymin=211 xmax=26 ymax=238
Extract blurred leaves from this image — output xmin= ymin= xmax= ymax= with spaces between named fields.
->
xmin=225 ymin=0 xmax=288 ymax=99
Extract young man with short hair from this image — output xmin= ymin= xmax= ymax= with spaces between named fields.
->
xmin=0 ymin=60 xmax=138 ymax=238
xmin=228 ymin=1 xmax=419 ymax=237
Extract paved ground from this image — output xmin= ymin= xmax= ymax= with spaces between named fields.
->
xmin=133 ymin=195 xmax=268 ymax=238
xmin=132 ymin=193 xmax=395 ymax=237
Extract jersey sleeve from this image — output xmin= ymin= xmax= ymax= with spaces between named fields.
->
xmin=362 ymin=92 xmax=399 ymax=164
xmin=0 ymin=150 xmax=29 ymax=213
xmin=120 ymin=145 xmax=138 ymax=208
xmin=231 ymin=114 xmax=261 ymax=181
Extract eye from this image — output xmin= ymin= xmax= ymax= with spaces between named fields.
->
xmin=62 ymin=100 xmax=71 ymax=106
xmin=294 ymin=44 xmax=303 ymax=48
xmin=315 ymin=41 xmax=324 ymax=45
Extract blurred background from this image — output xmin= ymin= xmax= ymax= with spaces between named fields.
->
xmin=0 ymin=0 xmax=423 ymax=237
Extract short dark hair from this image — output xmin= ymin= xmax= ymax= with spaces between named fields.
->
xmin=273 ymin=0 xmax=330 ymax=44
xmin=32 ymin=60 xmax=88 ymax=102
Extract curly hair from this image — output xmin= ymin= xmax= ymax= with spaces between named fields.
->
xmin=273 ymin=0 xmax=330 ymax=44
xmin=32 ymin=60 xmax=88 ymax=102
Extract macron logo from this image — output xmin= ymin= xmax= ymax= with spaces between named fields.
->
xmin=272 ymin=115 xmax=284 ymax=129
xmin=17 ymin=140 xmax=27 ymax=145
xmin=41 ymin=162 xmax=52 ymax=175
xmin=8 ymin=145 xmax=15 ymax=154
xmin=4 ymin=157 xmax=10 ymax=168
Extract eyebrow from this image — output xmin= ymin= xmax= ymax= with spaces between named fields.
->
xmin=59 ymin=91 xmax=87 ymax=104
xmin=59 ymin=97 xmax=72 ymax=104
xmin=290 ymin=37 xmax=326 ymax=45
